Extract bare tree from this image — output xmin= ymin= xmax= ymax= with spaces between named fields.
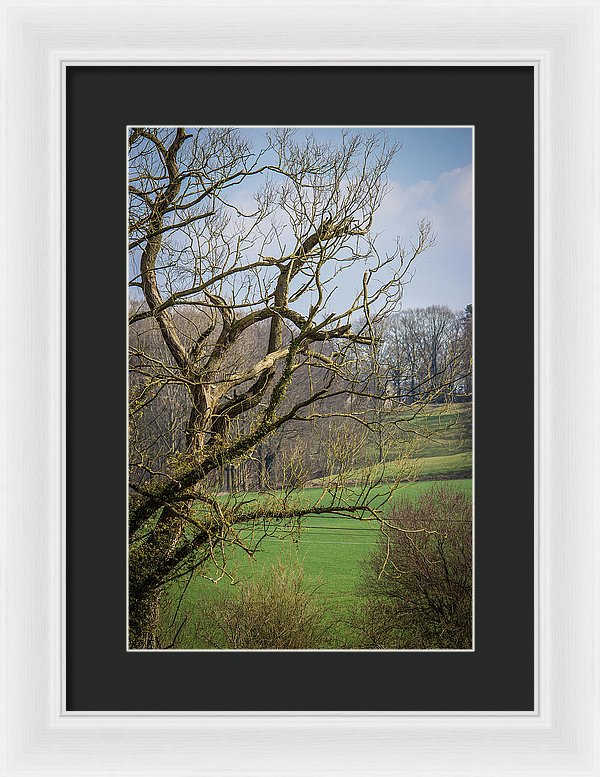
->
xmin=128 ymin=127 xmax=435 ymax=648
xmin=383 ymin=305 xmax=472 ymax=404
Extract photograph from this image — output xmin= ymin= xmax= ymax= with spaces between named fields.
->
xmin=127 ymin=125 xmax=474 ymax=651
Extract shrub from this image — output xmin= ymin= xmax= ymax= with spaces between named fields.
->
xmin=356 ymin=486 xmax=472 ymax=649
xmin=186 ymin=562 xmax=332 ymax=649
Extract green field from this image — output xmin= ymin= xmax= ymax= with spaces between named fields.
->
xmin=160 ymin=404 xmax=472 ymax=648
xmin=162 ymin=478 xmax=472 ymax=649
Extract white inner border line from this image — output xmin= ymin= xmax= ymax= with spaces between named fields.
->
xmin=125 ymin=124 xmax=476 ymax=654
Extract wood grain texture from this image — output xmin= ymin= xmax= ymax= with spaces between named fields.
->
xmin=1 ymin=0 xmax=599 ymax=774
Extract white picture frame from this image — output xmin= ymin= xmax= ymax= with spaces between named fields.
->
xmin=1 ymin=1 xmax=598 ymax=774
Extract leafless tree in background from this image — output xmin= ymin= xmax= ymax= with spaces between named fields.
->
xmin=383 ymin=305 xmax=472 ymax=404
xmin=128 ymin=127 xmax=438 ymax=648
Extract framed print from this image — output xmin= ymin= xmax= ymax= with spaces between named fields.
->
xmin=1 ymin=1 xmax=599 ymax=776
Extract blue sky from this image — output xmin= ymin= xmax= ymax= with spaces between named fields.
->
xmin=237 ymin=127 xmax=473 ymax=312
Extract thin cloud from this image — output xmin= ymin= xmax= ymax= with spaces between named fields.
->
xmin=375 ymin=164 xmax=473 ymax=252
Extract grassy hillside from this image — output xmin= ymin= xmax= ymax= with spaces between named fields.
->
xmin=346 ymin=450 xmax=472 ymax=483
xmin=334 ymin=402 xmax=472 ymax=483
xmin=398 ymin=402 xmax=472 ymax=459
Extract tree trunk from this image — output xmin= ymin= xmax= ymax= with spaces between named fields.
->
xmin=128 ymin=503 xmax=187 ymax=648
xmin=129 ymin=586 xmax=161 ymax=649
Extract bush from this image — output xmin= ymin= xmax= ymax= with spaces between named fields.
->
xmin=356 ymin=486 xmax=472 ymax=649
xmin=186 ymin=562 xmax=332 ymax=649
